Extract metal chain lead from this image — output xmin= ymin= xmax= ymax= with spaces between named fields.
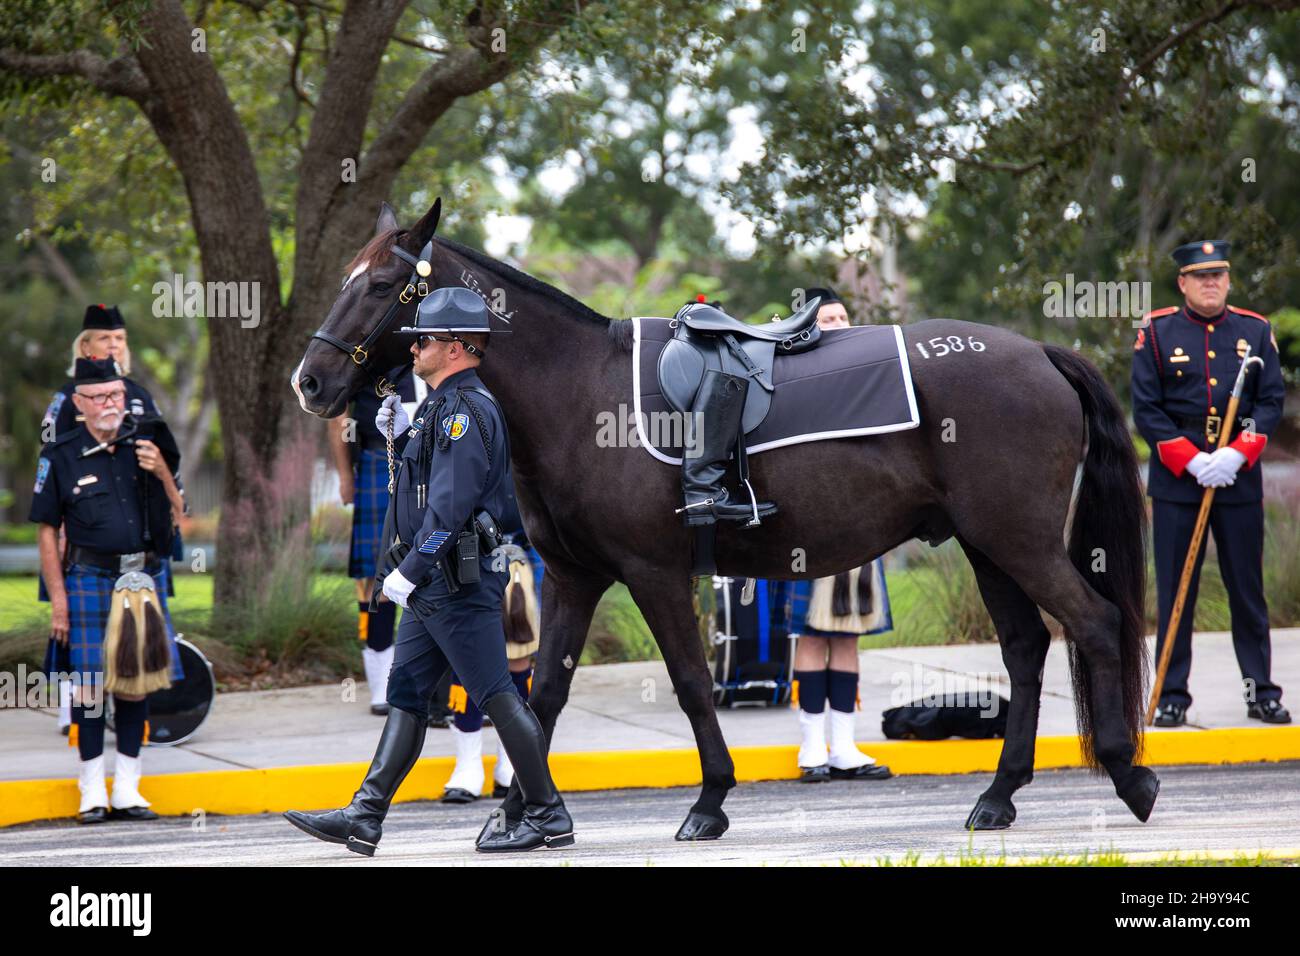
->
xmin=375 ymin=377 xmax=398 ymax=494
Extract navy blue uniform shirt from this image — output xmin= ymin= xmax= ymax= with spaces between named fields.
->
xmin=1132 ymin=304 xmax=1285 ymax=503
xmin=392 ymin=368 xmax=513 ymax=586
xmin=30 ymin=425 xmax=150 ymax=553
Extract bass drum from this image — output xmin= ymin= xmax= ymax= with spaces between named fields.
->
xmin=106 ymin=637 xmax=215 ymax=746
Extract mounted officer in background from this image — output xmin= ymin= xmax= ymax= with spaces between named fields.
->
xmin=1132 ymin=239 xmax=1289 ymax=727
xmin=284 ymin=287 xmax=574 ymax=855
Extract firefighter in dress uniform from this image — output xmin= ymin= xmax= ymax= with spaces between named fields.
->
xmin=31 ymin=358 xmax=186 ymax=823
xmin=284 ymin=287 xmax=573 ymax=854
xmin=328 ymin=363 xmax=426 ymax=715
xmin=1131 ymin=240 xmax=1289 ymax=727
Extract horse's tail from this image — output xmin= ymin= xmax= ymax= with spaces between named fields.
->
xmin=1043 ymin=344 xmax=1148 ymax=769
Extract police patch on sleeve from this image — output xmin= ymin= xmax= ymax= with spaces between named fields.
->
xmin=35 ymin=457 xmax=50 ymax=494
xmin=42 ymin=392 xmax=65 ymax=427
xmin=442 ymin=413 xmax=470 ymax=441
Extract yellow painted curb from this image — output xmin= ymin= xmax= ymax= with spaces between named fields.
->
xmin=3 ymin=726 xmax=1297 ymax=829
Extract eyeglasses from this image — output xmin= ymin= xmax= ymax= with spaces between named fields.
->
xmin=77 ymin=390 xmax=126 ymax=406
xmin=417 ymin=334 xmax=457 ymax=349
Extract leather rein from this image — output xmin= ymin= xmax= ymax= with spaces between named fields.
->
xmin=310 ymin=238 xmax=435 ymax=393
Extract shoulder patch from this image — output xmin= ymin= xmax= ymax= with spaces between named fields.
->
xmin=41 ymin=391 xmax=66 ymax=428
xmin=1227 ymin=305 xmax=1268 ymax=322
xmin=442 ymin=413 xmax=470 ymax=441
xmin=34 ymin=457 xmax=50 ymax=494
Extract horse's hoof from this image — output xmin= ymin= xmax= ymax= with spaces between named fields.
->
xmin=1117 ymin=767 xmax=1160 ymax=822
xmin=964 ymin=796 xmax=1016 ymax=831
xmin=674 ymin=809 xmax=729 ymax=841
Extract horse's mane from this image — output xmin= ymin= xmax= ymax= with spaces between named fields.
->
xmin=434 ymin=237 xmax=612 ymax=327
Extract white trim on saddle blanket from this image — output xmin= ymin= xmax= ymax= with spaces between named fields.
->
xmin=630 ymin=316 xmax=921 ymax=467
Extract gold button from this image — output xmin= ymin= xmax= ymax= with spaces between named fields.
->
xmin=1210 ymin=377 xmax=1218 ymax=385
xmin=1211 ymin=406 xmax=1218 ymax=414
xmin=1208 ymin=350 xmax=1216 ymax=358
xmin=1177 ymin=370 xmax=1183 ymax=377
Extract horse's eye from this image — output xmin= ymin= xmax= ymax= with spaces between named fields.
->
xmin=370 ymin=282 xmax=393 ymax=296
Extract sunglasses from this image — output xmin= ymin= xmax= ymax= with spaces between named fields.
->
xmin=417 ymin=334 xmax=459 ymax=349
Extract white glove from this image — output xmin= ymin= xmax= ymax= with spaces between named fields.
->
xmin=374 ymin=394 xmax=410 ymax=438
xmin=1184 ymin=452 xmax=1213 ymax=478
xmin=1196 ymin=447 xmax=1247 ymax=488
xmin=381 ymin=569 xmax=416 ymax=608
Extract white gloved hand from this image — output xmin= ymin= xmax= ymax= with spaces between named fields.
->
xmin=381 ymin=569 xmax=417 ymax=609
xmin=1196 ymin=447 xmax=1246 ymax=488
xmin=1184 ymin=452 xmax=1213 ymax=478
xmin=374 ymin=394 xmax=410 ymax=438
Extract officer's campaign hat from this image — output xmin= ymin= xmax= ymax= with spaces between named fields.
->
xmin=73 ymin=357 xmax=124 ymax=385
xmin=396 ymin=287 xmax=507 ymax=336
xmin=83 ymin=304 xmax=125 ymax=331
xmin=1172 ymin=240 xmax=1230 ymax=275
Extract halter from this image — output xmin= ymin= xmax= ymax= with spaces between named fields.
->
xmin=310 ymin=238 xmax=435 ymax=384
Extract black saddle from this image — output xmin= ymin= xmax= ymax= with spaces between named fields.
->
xmin=657 ymin=298 xmax=823 ymax=433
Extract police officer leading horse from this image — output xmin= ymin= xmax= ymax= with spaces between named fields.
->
xmin=285 ymin=283 xmax=573 ymax=854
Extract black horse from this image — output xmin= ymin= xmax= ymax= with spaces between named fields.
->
xmin=293 ymin=200 xmax=1159 ymax=839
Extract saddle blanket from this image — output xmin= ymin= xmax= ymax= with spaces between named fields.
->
xmin=631 ymin=316 xmax=920 ymax=465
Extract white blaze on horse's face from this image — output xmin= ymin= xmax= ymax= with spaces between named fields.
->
xmin=342 ymin=260 xmax=369 ymax=292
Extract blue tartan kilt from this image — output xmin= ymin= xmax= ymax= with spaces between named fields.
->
xmin=350 ymin=449 xmax=391 ymax=580
xmin=42 ymin=562 xmax=183 ymax=688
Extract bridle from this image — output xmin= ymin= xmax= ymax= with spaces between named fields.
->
xmin=310 ymin=237 xmax=435 ymax=390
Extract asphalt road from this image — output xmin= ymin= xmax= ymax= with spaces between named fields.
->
xmin=3 ymin=762 xmax=1298 ymax=867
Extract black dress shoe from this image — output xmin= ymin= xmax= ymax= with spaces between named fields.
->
xmin=829 ymin=763 xmax=893 ymax=780
xmin=109 ymin=806 xmax=159 ymax=821
xmin=77 ymin=807 xmax=109 ymax=825
xmin=1153 ymin=703 xmax=1186 ymax=727
xmin=1247 ymin=700 xmax=1292 ymax=724
xmin=283 ymin=707 xmax=426 ymax=856
xmin=799 ymin=764 xmax=830 ymax=783
xmin=370 ymin=703 xmax=390 ymax=717
xmin=60 ymin=724 xmax=71 ymax=737
xmin=440 ymin=787 xmax=477 ymax=804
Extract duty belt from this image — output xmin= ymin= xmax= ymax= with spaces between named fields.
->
xmin=66 ymin=546 xmax=161 ymax=575
xmin=1174 ymin=414 xmax=1244 ymax=446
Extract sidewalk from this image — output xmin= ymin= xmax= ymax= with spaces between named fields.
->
xmin=3 ymin=630 xmax=1298 ymax=827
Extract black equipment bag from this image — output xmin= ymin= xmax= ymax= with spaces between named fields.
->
xmin=881 ymin=693 xmax=1010 ymax=740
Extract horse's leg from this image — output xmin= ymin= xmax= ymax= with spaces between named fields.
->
xmin=993 ymin=547 xmax=1158 ymax=821
xmin=487 ymin=564 xmax=610 ymax=830
xmin=625 ymin=570 xmax=736 ymax=840
xmin=959 ymin=540 xmax=1052 ymax=830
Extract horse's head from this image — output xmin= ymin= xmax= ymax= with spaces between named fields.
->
xmin=292 ymin=198 xmax=444 ymax=417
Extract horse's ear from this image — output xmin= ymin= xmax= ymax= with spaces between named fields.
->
xmin=376 ymin=202 xmax=399 ymax=236
xmin=411 ymin=197 xmax=442 ymax=246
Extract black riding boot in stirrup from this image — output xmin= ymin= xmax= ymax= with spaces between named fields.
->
xmin=677 ymin=369 xmax=776 ymax=527
xmin=283 ymin=706 xmax=426 ymax=857
xmin=475 ymin=693 xmax=574 ymax=852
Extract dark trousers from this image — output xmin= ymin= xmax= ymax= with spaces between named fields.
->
xmin=385 ymin=564 xmax=514 ymax=720
xmin=1152 ymin=498 xmax=1281 ymax=708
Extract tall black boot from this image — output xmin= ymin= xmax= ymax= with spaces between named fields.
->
xmin=678 ymin=369 xmax=776 ymax=527
xmin=284 ymin=707 xmax=426 ymax=856
xmin=475 ymin=693 xmax=574 ymax=852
